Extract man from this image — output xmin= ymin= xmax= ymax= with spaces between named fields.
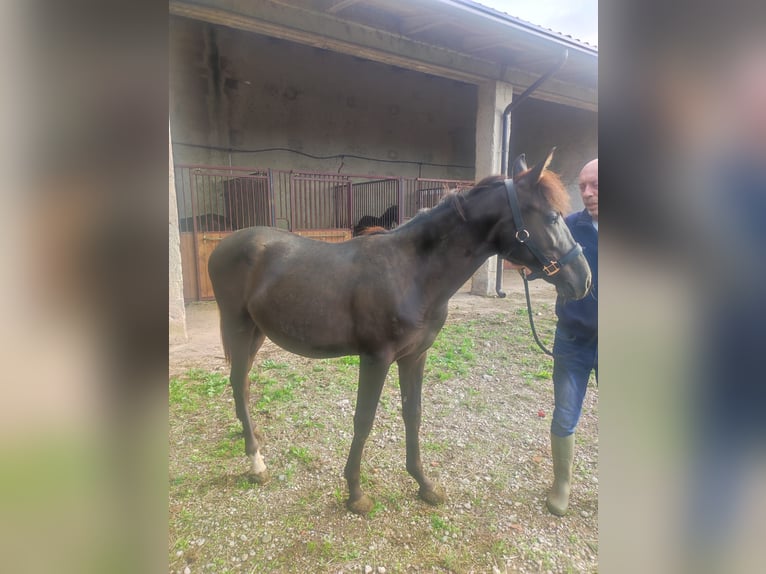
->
xmin=546 ymin=158 xmax=598 ymax=516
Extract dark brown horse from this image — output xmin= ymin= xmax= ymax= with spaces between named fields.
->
xmin=207 ymin=150 xmax=591 ymax=514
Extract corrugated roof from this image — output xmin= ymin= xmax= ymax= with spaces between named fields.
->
xmin=452 ymin=0 xmax=598 ymax=52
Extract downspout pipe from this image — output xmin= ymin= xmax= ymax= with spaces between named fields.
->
xmin=495 ymin=48 xmax=569 ymax=298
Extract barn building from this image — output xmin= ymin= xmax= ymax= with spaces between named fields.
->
xmin=169 ymin=0 xmax=597 ymax=340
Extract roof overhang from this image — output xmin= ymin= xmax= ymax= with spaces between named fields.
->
xmin=170 ymin=0 xmax=597 ymax=111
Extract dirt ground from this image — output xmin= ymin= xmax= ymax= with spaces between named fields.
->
xmin=169 ymin=270 xmax=598 ymax=573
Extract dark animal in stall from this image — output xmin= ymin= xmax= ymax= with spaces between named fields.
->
xmin=353 ymin=205 xmax=399 ymax=236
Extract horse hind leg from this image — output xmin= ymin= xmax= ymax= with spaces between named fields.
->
xmin=397 ymin=352 xmax=446 ymax=506
xmin=221 ymin=313 xmax=268 ymax=483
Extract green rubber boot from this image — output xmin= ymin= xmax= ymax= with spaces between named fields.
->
xmin=546 ymin=432 xmax=575 ymax=516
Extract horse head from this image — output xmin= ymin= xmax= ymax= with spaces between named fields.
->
xmin=493 ymin=148 xmax=592 ymax=300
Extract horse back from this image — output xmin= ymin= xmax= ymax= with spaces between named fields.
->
xmin=208 ymin=226 xmax=434 ymax=359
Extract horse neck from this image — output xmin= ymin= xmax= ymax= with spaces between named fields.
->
xmin=396 ymin=197 xmax=500 ymax=302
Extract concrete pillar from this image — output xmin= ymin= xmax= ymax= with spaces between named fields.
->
xmin=471 ymin=80 xmax=513 ymax=296
xmin=169 ymin=123 xmax=187 ymax=342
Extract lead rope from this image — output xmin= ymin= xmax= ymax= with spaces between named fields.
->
xmin=521 ymin=271 xmax=554 ymax=357
xmin=520 ymin=271 xmax=599 ymax=387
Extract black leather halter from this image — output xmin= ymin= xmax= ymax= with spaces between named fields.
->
xmin=503 ymin=179 xmax=583 ymax=281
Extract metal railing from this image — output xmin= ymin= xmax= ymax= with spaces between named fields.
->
xmin=174 ymin=164 xmax=474 ymax=235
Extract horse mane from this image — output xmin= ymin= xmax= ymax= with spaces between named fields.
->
xmin=400 ymin=169 xmax=569 ymax=228
xmin=535 ymin=170 xmax=571 ymax=214
xmin=474 ymin=171 xmax=571 ymax=215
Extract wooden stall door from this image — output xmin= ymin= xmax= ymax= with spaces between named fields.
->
xmin=196 ymin=232 xmax=229 ymax=300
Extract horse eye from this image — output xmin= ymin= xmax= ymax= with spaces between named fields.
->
xmin=548 ymin=213 xmax=559 ymax=224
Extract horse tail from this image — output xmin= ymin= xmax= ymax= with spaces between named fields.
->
xmin=217 ymin=306 xmax=261 ymax=365
xmin=220 ymin=315 xmax=233 ymax=364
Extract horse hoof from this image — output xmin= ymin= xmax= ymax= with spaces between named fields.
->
xmin=248 ymin=470 xmax=271 ymax=485
xmin=419 ymin=484 xmax=446 ymax=506
xmin=346 ymin=494 xmax=374 ymax=515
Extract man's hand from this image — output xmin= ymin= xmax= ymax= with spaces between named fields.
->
xmin=506 ymin=262 xmax=532 ymax=276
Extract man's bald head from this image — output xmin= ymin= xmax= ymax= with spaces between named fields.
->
xmin=578 ymin=159 xmax=598 ymax=221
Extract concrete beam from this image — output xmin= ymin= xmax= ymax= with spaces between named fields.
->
xmin=470 ymin=80 xmax=514 ymax=296
xmin=169 ymin=0 xmax=597 ymax=111
xmin=169 ymin=122 xmax=188 ymax=343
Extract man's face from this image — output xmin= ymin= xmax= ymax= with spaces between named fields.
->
xmin=579 ymin=159 xmax=598 ymax=221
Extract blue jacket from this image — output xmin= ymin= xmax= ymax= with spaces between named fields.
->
xmin=555 ymin=209 xmax=598 ymax=338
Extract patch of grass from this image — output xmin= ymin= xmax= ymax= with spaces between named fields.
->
xmin=288 ymin=445 xmax=313 ymax=466
xmin=368 ymin=499 xmax=385 ymax=518
xmin=338 ymin=355 xmax=360 ymax=366
xmin=236 ymin=476 xmax=254 ymax=490
xmin=423 ymin=440 xmax=448 ymax=453
xmin=438 ymin=549 xmax=464 ymax=571
xmin=340 ymin=548 xmax=360 ymax=561
xmin=169 ymin=376 xmax=191 ymax=406
xmin=305 ymin=539 xmax=333 ymax=558
xmin=429 ymin=512 xmax=457 ymax=536
xmin=198 ymin=371 xmax=229 ymax=397
xmin=169 ymin=369 xmax=230 ymax=411
xmin=213 ymin=436 xmax=244 ymax=460
xmin=261 ymin=359 xmax=289 ymax=370
xmin=489 ymin=539 xmax=512 ymax=560
xmin=427 ymin=323 xmax=477 ymax=381
xmin=254 ymin=374 xmax=296 ymax=410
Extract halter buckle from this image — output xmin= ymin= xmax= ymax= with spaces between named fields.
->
xmin=515 ymin=229 xmax=530 ymax=243
xmin=543 ymin=261 xmax=561 ymax=276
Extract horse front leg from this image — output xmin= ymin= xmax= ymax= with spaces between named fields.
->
xmin=398 ymin=351 xmax=446 ymax=506
xmin=344 ymin=354 xmax=389 ymax=515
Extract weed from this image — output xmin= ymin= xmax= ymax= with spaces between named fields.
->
xmin=338 ymin=355 xmax=360 ymax=366
xmin=427 ymin=324 xmax=477 ymax=380
xmin=489 ymin=539 xmax=512 ymax=560
xmin=368 ymin=500 xmax=385 ymax=518
xmin=423 ymin=440 xmax=447 ymax=453
xmin=198 ymin=371 xmax=229 ymax=397
xmin=254 ymin=375 xmax=296 ymax=410
xmin=214 ymin=436 xmax=244 ymax=460
xmin=236 ymin=476 xmax=253 ymax=490
xmin=288 ymin=445 xmax=313 ymax=466
xmin=430 ymin=512 xmax=456 ymax=535
xmin=169 ymin=377 xmax=190 ymax=406
xmin=261 ymin=359 xmax=289 ymax=370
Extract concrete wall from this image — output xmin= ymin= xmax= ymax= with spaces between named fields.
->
xmin=509 ymin=97 xmax=598 ymax=212
xmin=170 ymin=16 xmax=477 ymax=181
xmin=169 ymin=124 xmax=187 ymax=341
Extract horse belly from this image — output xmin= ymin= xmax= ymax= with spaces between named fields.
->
xmin=248 ymin=296 xmax=357 ymax=359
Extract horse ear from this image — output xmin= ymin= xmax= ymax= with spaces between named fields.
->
xmin=511 ymin=154 xmax=527 ymax=179
xmin=527 ymin=147 xmax=556 ymax=184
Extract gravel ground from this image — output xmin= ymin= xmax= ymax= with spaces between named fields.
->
xmin=169 ymin=278 xmax=598 ymax=573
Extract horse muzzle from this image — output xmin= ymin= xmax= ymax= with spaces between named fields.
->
xmin=552 ymin=254 xmax=591 ymax=301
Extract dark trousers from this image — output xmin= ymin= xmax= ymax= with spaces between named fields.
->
xmin=551 ymin=327 xmax=598 ymax=437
